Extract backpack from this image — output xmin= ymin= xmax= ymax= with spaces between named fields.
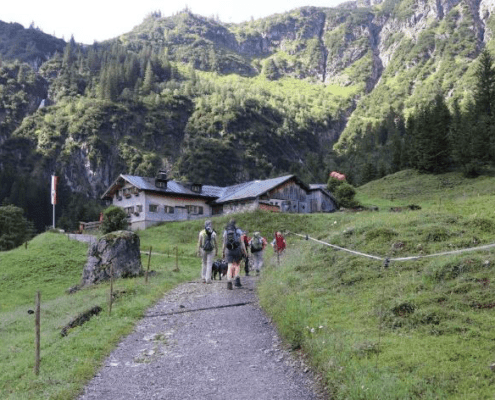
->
xmin=250 ymin=237 xmax=263 ymax=252
xmin=202 ymin=229 xmax=214 ymax=252
xmin=225 ymin=225 xmax=240 ymax=250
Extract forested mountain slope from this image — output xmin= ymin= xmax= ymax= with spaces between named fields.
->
xmin=1 ymin=0 xmax=495 ymax=231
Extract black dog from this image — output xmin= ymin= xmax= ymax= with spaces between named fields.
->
xmin=212 ymin=259 xmax=228 ymax=280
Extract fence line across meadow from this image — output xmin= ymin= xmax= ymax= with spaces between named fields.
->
xmin=289 ymin=232 xmax=495 ymax=265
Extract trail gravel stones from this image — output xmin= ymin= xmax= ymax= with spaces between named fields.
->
xmin=78 ymin=276 xmax=327 ymax=400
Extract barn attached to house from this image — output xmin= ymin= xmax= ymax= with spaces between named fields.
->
xmin=101 ymin=172 xmax=337 ymax=230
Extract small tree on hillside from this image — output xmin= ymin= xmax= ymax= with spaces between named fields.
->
xmin=100 ymin=206 xmax=129 ymax=234
xmin=0 ymin=205 xmax=34 ymax=251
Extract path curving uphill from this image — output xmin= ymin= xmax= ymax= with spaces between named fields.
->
xmin=78 ymin=275 xmax=327 ymax=400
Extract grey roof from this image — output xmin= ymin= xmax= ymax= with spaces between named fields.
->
xmin=213 ymin=175 xmax=295 ymax=204
xmin=200 ymin=185 xmax=225 ymax=198
xmin=124 ymin=175 xmax=196 ymax=195
xmin=102 ymin=175 xmax=220 ymax=199
xmin=309 ymin=184 xmax=327 ymax=190
xmin=102 ymin=173 xmax=313 ymax=204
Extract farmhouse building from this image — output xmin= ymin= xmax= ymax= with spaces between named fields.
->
xmin=101 ymin=171 xmax=337 ymax=230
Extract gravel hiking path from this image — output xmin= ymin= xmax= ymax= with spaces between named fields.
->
xmin=78 ymin=275 xmax=327 ymax=400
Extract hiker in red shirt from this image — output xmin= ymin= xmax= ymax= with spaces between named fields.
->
xmin=272 ymin=231 xmax=286 ymax=254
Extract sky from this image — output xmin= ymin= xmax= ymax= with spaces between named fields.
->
xmin=3 ymin=0 xmax=346 ymax=44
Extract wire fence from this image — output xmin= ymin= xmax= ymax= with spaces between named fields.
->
xmin=289 ymin=231 xmax=495 ymax=264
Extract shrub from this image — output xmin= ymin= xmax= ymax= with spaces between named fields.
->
xmin=100 ymin=206 xmax=129 ymax=234
xmin=334 ymin=182 xmax=359 ymax=208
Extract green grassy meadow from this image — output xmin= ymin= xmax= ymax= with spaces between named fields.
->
xmin=2 ymin=169 xmax=495 ymax=399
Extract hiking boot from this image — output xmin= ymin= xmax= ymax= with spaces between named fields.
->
xmin=234 ymin=277 xmax=242 ymax=287
xmin=227 ymin=281 xmax=233 ymax=290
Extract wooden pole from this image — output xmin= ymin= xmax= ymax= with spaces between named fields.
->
xmin=108 ymin=264 xmax=113 ymax=316
xmin=145 ymin=246 xmax=152 ymax=283
xmin=34 ymin=291 xmax=40 ymax=376
xmin=174 ymin=246 xmax=180 ymax=272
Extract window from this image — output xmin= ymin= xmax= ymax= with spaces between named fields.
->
xmin=137 ymin=205 xmax=143 ymax=212
xmin=191 ymin=184 xmax=202 ymax=193
xmin=186 ymin=205 xmax=204 ymax=215
xmin=156 ymin=181 xmax=166 ymax=189
xmin=149 ymin=204 xmax=158 ymax=213
xmin=124 ymin=206 xmax=134 ymax=216
xmin=164 ymin=206 xmax=174 ymax=214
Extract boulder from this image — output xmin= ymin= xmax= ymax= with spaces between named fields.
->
xmin=82 ymin=230 xmax=143 ymax=286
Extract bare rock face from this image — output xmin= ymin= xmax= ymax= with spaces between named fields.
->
xmin=82 ymin=230 xmax=143 ymax=286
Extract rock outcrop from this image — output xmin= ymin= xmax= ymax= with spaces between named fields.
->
xmin=81 ymin=230 xmax=143 ymax=286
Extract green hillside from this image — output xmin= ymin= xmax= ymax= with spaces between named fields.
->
xmin=2 ymin=170 xmax=495 ymax=399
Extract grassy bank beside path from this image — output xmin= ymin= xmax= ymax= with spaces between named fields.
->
xmin=0 ymin=232 xmax=198 ymax=400
xmin=259 ymin=170 xmax=495 ymax=399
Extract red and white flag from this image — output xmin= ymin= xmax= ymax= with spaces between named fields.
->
xmin=51 ymin=175 xmax=59 ymax=205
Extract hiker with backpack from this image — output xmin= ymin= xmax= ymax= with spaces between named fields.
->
xmin=197 ymin=220 xmax=218 ymax=284
xmin=249 ymin=232 xmax=267 ymax=276
xmin=222 ymin=219 xmax=247 ymax=290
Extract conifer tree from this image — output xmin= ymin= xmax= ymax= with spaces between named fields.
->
xmin=143 ymin=61 xmax=155 ymax=94
xmin=472 ymin=49 xmax=495 ymax=164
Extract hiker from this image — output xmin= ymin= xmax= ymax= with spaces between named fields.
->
xmin=222 ymin=219 xmax=247 ymax=290
xmin=272 ymin=231 xmax=286 ymax=255
xmin=242 ymin=231 xmax=251 ymax=276
xmin=197 ymin=220 xmax=218 ymax=284
xmin=249 ymin=232 xmax=267 ymax=276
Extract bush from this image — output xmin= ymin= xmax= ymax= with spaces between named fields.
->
xmin=100 ymin=206 xmax=129 ymax=234
xmin=327 ymin=177 xmax=360 ymax=208
xmin=335 ymin=182 xmax=359 ymax=208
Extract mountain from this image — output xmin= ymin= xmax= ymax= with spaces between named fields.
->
xmin=0 ymin=0 xmax=494 ymax=230
xmin=0 ymin=20 xmax=66 ymax=68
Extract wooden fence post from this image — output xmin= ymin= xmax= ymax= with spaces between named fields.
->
xmin=108 ymin=264 xmax=113 ymax=316
xmin=34 ymin=291 xmax=40 ymax=376
xmin=174 ymin=246 xmax=180 ymax=272
xmin=145 ymin=246 xmax=152 ymax=283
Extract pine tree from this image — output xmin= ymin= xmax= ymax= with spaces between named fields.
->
xmin=471 ymin=49 xmax=495 ymax=165
xmin=143 ymin=61 xmax=155 ymax=94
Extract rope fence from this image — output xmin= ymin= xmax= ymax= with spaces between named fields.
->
xmin=289 ymin=232 xmax=495 ymax=264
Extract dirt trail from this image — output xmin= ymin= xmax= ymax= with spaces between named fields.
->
xmin=78 ymin=275 xmax=327 ymax=400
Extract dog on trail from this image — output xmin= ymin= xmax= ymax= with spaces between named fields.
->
xmin=212 ymin=259 xmax=228 ymax=280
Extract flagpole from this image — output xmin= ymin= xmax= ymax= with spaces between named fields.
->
xmin=51 ymin=175 xmax=58 ymax=230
